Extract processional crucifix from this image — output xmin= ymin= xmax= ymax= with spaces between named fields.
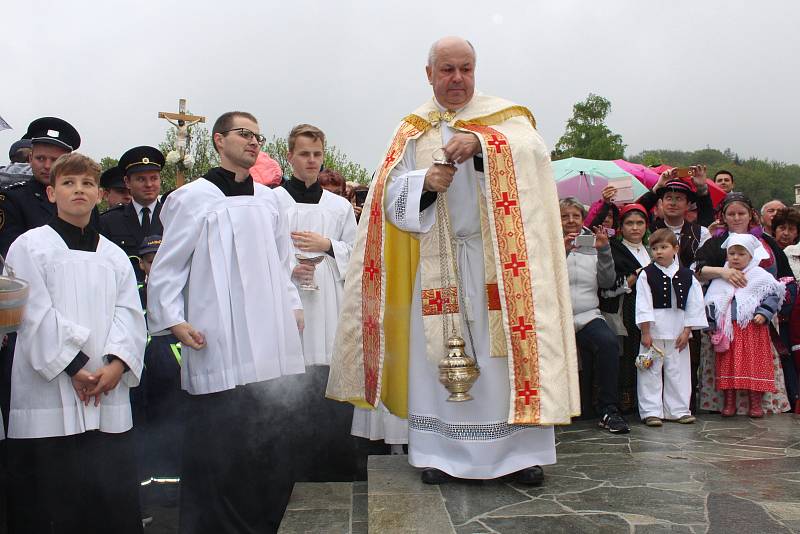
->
xmin=157 ymin=98 xmax=205 ymax=188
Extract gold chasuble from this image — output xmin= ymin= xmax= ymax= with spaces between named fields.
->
xmin=326 ymin=95 xmax=580 ymax=425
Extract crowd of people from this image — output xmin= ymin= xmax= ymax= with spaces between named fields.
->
xmin=0 ymin=35 xmax=797 ymax=533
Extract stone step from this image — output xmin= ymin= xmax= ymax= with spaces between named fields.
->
xmin=368 ymin=455 xmax=455 ymax=533
xmin=278 ymin=482 xmax=357 ymax=534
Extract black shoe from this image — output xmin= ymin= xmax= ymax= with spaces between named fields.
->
xmin=515 ymin=465 xmax=544 ymax=486
xmin=599 ymin=407 xmax=630 ymax=434
xmin=421 ymin=468 xmax=450 ymax=485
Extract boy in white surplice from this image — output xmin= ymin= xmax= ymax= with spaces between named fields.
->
xmin=4 ymin=152 xmax=146 ymax=533
xmin=273 ymin=124 xmax=370 ymax=481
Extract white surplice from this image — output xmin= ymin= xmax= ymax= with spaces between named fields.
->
xmin=147 ymin=178 xmax=304 ymax=395
xmin=273 ymin=188 xmax=357 ymax=366
xmin=384 ymin=123 xmax=556 ymax=479
xmin=5 ymin=226 xmax=146 ymax=438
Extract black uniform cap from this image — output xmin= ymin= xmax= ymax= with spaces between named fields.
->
xmin=8 ymin=139 xmax=32 ymax=159
xmin=22 ymin=117 xmax=81 ymax=151
xmin=139 ymin=235 xmax=162 ymax=256
xmin=100 ymin=166 xmax=127 ymax=189
xmin=119 ymin=146 xmax=165 ymax=176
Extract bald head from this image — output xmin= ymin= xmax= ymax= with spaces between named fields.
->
xmin=428 ymin=36 xmax=476 ymax=67
xmin=426 ymin=36 xmax=476 ymax=110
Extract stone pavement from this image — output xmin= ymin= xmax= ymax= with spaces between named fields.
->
xmin=279 ymin=414 xmax=800 ymax=533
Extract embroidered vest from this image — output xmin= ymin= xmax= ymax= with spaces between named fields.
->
xmin=644 ymin=263 xmax=694 ymax=310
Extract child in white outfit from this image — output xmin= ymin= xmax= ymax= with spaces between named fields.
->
xmin=636 ymin=228 xmax=708 ymax=426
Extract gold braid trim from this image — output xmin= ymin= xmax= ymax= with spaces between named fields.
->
xmin=455 ymin=105 xmax=537 ymax=129
xmin=403 ymin=114 xmax=432 ymax=132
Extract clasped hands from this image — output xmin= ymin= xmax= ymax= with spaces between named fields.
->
xmin=423 ymin=133 xmax=482 ymax=193
xmin=70 ymin=358 xmax=126 ymax=407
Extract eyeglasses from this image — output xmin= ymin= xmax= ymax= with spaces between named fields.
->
xmin=221 ymin=128 xmax=266 ymax=146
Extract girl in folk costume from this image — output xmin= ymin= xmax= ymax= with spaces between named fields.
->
xmin=600 ymin=203 xmax=652 ymax=413
xmin=695 ymin=192 xmax=792 ymax=414
xmin=705 ymin=234 xmax=786 ymax=417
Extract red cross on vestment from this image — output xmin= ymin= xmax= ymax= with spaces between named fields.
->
xmin=517 ymin=380 xmax=539 ymax=405
xmin=511 ymin=316 xmax=534 ymax=340
xmin=487 ymin=135 xmax=508 ymax=153
xmin=504 ymin=253 xmax=527 ymax=277
xmin=385 ymin=149 xmax=398 ymax=165
xmin=428 ymin=291 xmax=446 ymax=312
xmin=365 ymin=261 xmax=379 ymax=280
xmin=495 ymin=192 xmax=518 ymax=216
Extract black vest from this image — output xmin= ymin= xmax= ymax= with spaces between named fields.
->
xmin=643 ymin=263 xmax=694 ymax=310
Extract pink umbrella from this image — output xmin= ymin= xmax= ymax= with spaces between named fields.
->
xmin=613 ymin=160 xmax=662 ymax=190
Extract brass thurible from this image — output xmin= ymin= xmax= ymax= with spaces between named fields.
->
xmin=438 ymin=335 xmax=480 ymax=402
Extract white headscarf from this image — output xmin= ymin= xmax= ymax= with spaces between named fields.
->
xmin=704 ymin=234 xmax=785 ymax=341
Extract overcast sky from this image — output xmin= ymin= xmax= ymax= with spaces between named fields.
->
xmin=3 ymin=0 xmax=799 ymax=169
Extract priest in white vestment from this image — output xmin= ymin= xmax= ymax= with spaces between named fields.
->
xmin=327 ymin=37 xmax=580 ymax=486
xmin=147 ymin=111 xmax=304 ymax=534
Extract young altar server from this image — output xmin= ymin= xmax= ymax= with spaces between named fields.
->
xmin=273 ymin=124 xmax=370 ymax=480
xmin=146 ymin=111 xmax=304 ymax=533
xmin=3 ymin=152 xmax=146 ymax=533
xmin=636 ymin=228 xmax=707 ymax=426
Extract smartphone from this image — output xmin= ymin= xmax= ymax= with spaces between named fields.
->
xmin=354 ymin=189 xmax=368 ymax=207
xmin=573 ymin=234 xmax=596 ymax=248
xmin=675 ymin=167 xmax=691 ymax=178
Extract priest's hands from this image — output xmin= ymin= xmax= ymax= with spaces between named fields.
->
xmin=171 ymin=322 xmax=207 ymax=350
xmin=294 ymin=309 xmax=305 ymax=333
xmin=442 ymin=133 xmax=482 ymax=164
xmin=424 ymin=164 xmax=456 ymax=193
xmin=292 ymin=231 xmax=331 ymax=254
xmin=83 ymin=360 xmax=126 ymax=407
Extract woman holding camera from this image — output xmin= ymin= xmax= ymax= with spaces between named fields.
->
xmin=561 ymin=197 xmax=629 ymax=433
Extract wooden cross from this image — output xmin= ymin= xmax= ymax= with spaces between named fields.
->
xmin=158 ymin=98 xmax=205 ymax=187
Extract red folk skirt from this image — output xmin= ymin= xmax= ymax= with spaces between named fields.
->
xmin=716 ymin=321 xmax=777 ymax=393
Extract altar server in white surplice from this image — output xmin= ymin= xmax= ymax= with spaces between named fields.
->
xmin=273 ymin=124 xmax=371 ymax=481
xmin=327 ymin=37 xmax=580 ymax=487
xmin=4 ymin=153 xmax=146 ymax=534
xmin=147 ymin=111 xmax=304 ymax=534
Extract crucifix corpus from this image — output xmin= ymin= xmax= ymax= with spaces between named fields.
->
xmin=158 ymin=98 xmax=205 ymax=187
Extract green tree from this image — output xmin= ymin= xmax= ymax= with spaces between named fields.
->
xmin=263 ymin=136 xmax=370 ymax=185
xmin=99 ymin=157 xmax=118 ymax=171
xmin=552 ymin=94 xmax=626 ymax=161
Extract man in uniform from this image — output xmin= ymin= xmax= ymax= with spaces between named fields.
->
xmin=99 ymin=165 xmax=132 ymax=209
xmin=327 ymin=37 xmax=579 ymax=486
xmin=0 ymin=117 xmax=85 ymax=256
xmin=99 ymin=145 xmax=164 ymax=282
